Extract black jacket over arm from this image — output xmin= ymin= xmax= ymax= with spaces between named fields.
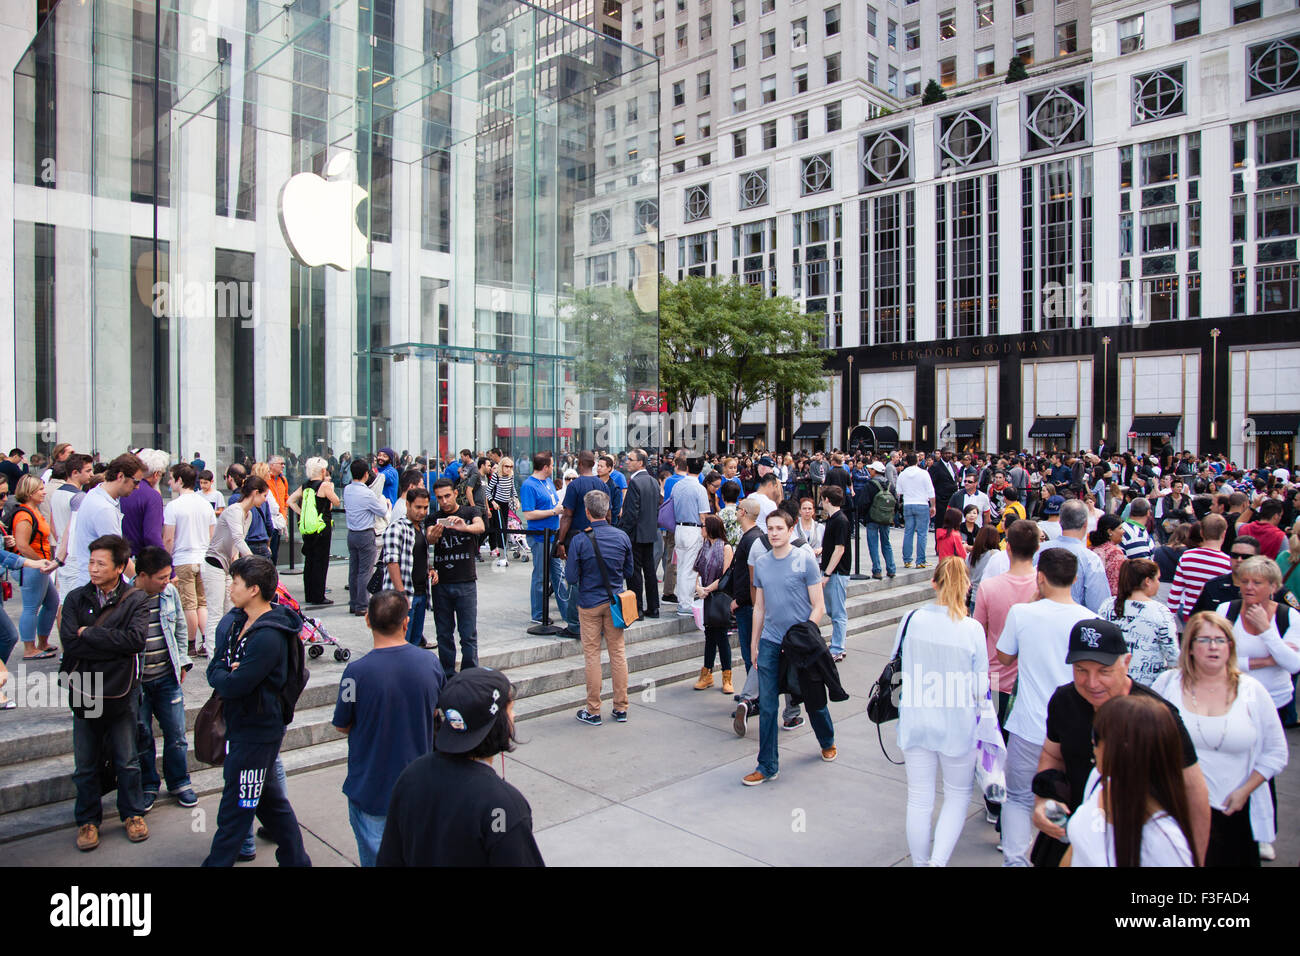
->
xmin=778 ymin=619 xmax=849 ymax=711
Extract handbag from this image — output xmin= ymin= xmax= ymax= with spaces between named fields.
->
xmin=194 ymin=691 xmax=227 ymax=765
xmin=867 ymin=610 xmax=915 ymax=725
xmin=585 ymin=530 xmax=639 ymax=628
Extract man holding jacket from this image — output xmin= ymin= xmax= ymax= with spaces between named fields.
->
xmin=202 ymin=556 xmax=312 ymax=867
xmin=618 ymin=449 xmax=662 ymax=619
xmin=60 ymin=534 xmax=152 ymax=852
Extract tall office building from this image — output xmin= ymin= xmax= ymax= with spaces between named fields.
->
xmin=639 ymin=0 xmax=1300 ymax=467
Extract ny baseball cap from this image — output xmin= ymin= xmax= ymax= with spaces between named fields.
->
xmin=1065 ymin=618 xmax=1127 ymax=666
xmin=1043 ymin=495 xmax=1065 ymax=516
xmin=757 ymin=455 xmax=776 ymax=468
xmin=434 ymin=668 xmax=513 ymax=755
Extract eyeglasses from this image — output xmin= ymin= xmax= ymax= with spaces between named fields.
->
xmin=1192 ymin=636 xmax=1229 ymax=647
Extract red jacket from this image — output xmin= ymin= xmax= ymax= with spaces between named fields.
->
xmin=935 ymin=528 xmax=968 ymax=561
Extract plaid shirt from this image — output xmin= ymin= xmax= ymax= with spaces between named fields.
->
xmin=380 ymin=517 xmax=428 ymax=596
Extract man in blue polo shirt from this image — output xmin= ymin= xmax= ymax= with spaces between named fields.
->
xmin=519 ymin=451 xmax=568 ymax=626
xmin=554 ymin=451 xmax=609 ymax=637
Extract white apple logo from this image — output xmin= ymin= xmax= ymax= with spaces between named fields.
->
xmin=277 ymin=153 xmax=368 ymax=271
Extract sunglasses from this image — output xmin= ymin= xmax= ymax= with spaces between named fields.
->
xmin=1229 ymin=551 xmax=1254 ymax=559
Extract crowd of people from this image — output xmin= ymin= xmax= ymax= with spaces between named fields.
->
xmin=0 ymin=436 xmax=1297 ymax=868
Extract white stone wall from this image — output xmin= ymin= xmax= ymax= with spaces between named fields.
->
xmin=859 ymin=368 xmax=916 ymax=444
xmin=1117 ymin=351 xmax=1200 ymax=454
xmin=1021 ymin=357 xmax=1093 ymax=451
xmin=1230 ymin=346 xmax=1300 ymax=467
xmin=935 ymin=362 xmax=999 ymax=452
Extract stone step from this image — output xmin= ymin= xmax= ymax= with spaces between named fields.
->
xmin=0 ymin=593 xmax=932 ymax=844
xmin=0 ymin=572 xmax=934 ymax=821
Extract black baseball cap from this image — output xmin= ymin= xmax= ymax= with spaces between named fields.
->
xmin=1065 ymin=618 xmax=1128 ymax=666
xmin=434 ymin=668 xmax=513 ymax=755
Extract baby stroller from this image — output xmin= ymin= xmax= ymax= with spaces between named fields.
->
xmin=275 ymin=582 xmax=351 ymax=662
xmin=504 ymin=502 xmax=531 ymax=562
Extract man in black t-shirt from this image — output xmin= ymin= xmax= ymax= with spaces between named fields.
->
xmin=820 ymin=485 xmax=852 ymax=662
xmin=1030 ymin=618 xmax=1210 ymax=867
xmin=428 ymin=479 xmax=487 ymax=677
xmin=377 ymin=668 xmax=543 ymax=867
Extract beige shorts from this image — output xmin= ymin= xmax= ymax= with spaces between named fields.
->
xmin=174 ymin=564 xmax=206 ymax=611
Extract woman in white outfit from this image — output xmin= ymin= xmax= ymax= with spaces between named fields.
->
xmin=1096 ymin=557 xmax=1180 ymax=686
xmin=1215 ymin=555 xmax=1299 ymax=861
xmin=891 ymin=556 xmax=989 ymax=866
xmin=1063 ymin=693 xmax=1197 ymax=867
xmin=1153 ymin=611 xmax=1287 ymax=867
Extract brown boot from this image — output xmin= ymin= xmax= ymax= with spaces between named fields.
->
xmin=721 ymin=669 xmax=734 ymax=694
xmin=693 ymin=666 xmax=714 ymax=690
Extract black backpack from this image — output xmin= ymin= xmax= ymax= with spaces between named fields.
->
xmin=1224 ymin=600 xmax=1292 ymax=637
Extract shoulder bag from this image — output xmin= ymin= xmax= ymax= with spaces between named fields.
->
xmin=866 ymin=609 xmax=918 ymax=764
xmin=585 ymin=529 xmax=639 ymax=628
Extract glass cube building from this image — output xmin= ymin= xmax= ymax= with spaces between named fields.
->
xmin=11 ymin=0 xmax=659 ymax=469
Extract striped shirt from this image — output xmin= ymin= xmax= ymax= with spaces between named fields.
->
xmin=141 ymin=594 xmax=171 ymax=682
xmin=488 ymin=473 xmax=515 ymax=504
xmin=1120 ymin=520 xmax=1154 ymax=561
xmin=1167 ymin=547 xmax=1233 ymax=621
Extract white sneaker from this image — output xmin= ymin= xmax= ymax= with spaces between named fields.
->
xmin=1260 ymin=841 xmax=1276 ymax=861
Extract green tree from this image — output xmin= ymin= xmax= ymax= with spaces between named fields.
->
xmin=1005 ymin=56 xmax=1029 ymax=83
xmin=660 ymin=276 xmax=831 ymax=444
xmin=921 ymin=79 xmax=947 ymax=104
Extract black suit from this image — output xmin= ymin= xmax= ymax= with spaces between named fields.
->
xmin=619 ymin=469 xmax=662 ymax=615
xmin=929 ymin=462 xmax=958 ymax=515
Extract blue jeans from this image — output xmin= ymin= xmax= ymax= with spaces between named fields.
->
xmin=824 ymin=573 xmax=847 ymax=656
xmin=19 ymin=569 xmax=58 ymax=645
xmin=735 ymin=604 xmax=754 ymax=674
xmin=867 ymin=522 xmax=896 ymax=575
xmin=137 ymin=671 xmax=191 ymax=793
xmin=405 ymin=593 xmax=428 ymax=645
xmin=755 ymin=639 xmax=834 ymax=778
xmin=240 ymin=756 xmax=289 ymax=860
xmin=348 ymin=800 xmax=386 ymax=867
xmin=0 ymin=600 xmax=18 ymax=664
xmin=529 ymin=535 xmax=568 ymax=623
xmin=433 ymin=579 xmax=478 ymax=675
xmin=902 ymin=504 xmax=930 ymax=565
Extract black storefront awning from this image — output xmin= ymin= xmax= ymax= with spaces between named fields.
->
xmin=1129 ymin=415 xmax=1182 ymax=438
xmin=1028 ymin=417 xmax=1077 ymax=439
xmin=1250 ymin=413 xmax=1300 ymax=436
xmin=954 ymin=418 xmax=984 ymax=439
xmin=848 ymin=424 xmax=899 ymax=450
xmin=793 ymin=421 xmax=829 ymax=439
xmin=734 ymin=423 xmax=766 ymax=439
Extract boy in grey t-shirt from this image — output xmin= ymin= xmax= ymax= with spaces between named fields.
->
xmin=743 ymin=510 xmax=836 ymax=785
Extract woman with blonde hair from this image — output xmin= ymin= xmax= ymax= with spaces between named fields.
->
xmin=889 ymin=556 xmax=989 ymax=865
xmin=287 ymin=456 xmax=340 ymax=605
xmin=10 ymin=474 xmax=60 ymax=659
xmin=1153 ymin=612 xmax=1287 ymax=866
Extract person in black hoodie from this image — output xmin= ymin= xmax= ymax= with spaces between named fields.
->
xmin=202 ymin=556 xmax=312 ymax=867
xmin=60 ymin=534 xmax=151 ymax=852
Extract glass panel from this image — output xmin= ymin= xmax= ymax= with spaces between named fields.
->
xmin=13 ymin=0 xmax=660 ymax=479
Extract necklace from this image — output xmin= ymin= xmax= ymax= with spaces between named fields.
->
xmin=1186 ymin=679 xmax=1230 ymax=751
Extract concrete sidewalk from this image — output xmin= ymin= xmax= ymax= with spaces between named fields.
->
xmin=9 ymin=608 xmax=1300 ymax=867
